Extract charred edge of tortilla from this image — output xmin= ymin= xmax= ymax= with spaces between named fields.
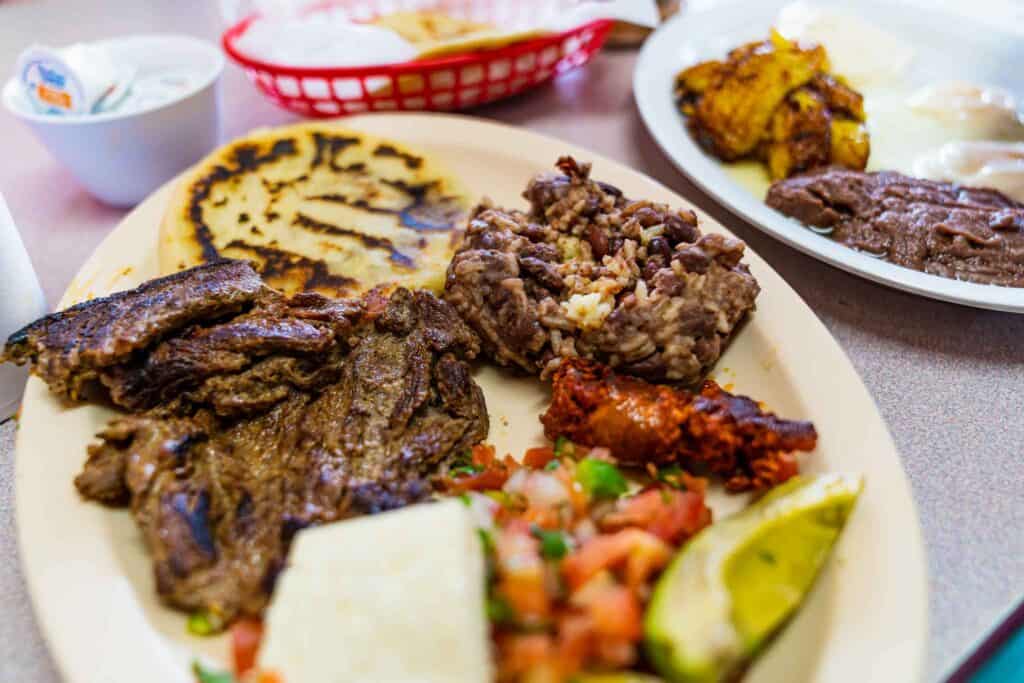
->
xmin=183 ymin=131 xmax=466 ymax=283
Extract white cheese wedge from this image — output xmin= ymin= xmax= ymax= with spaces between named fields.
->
xmin=257 ymin=500 xmax=492 ymax=683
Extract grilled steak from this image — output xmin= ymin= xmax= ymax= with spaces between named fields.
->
xmin=3 ymin=260 xmax=265 ymax=402
xmin=5 ymin=261 xmax=489 ymax=621
xmin=766 ymin=168 xmax=1024 ymax=287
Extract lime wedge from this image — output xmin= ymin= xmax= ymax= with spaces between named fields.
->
xmin=644 ymin=474 xmax=863 ymax=683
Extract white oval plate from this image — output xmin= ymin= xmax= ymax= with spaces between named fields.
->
xmin=634 ymin=0 xmax=1024 ymax=313
xmin=16 ymin=114 xmax=926 ymax=683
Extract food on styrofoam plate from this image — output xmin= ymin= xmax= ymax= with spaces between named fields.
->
xmin=255 ymin=500 xmax=493 ymax=683
xmin=674 ymin=31 xmax=870 ymax=182
xmin=767 ymin=168 xmax=1024 ymax=288
xmin=667 ymin=5 xmax=1024 ymax=291
xmin=914 ymin=141 xmax=1024 ymax=202
xmin=445 ymin=157 xmax=760 ymax=385
xmin=160 ymin=122 xmax=471 ymax=297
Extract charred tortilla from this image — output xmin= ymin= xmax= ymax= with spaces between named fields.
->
xmin=160 ymin=122 xmax=472 ymax=297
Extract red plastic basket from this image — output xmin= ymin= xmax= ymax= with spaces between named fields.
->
xmin=222 ymin=2 xmax=613 ymax=117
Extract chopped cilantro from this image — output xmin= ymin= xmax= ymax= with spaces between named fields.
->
xmin=544 ymin=458 xmax=562 ymax=472
xmin=450 ymin=464 xmax=483 ymax=477
xmin=477 ymin=528 xmax=496 ymax=556
xmin=576 ymin=458 xmax=628 ymax=500
xmin=553 ymin=435 xmax=575 ymax=458
xmin=457 ymin=493 xmax=471 ymax=506
xmin=191 ymin=661 xmax=236 ymax=683
xmin=486 ymin=594 xmax=516 ymax=624
xmin=532 ymin=526 xmax=571 ymax=560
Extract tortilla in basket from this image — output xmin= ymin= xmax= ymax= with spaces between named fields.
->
xmin=371 ymin=10 xmax=548 ymax=59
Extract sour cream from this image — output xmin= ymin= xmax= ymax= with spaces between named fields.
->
xmin=776 ymin=2 xmax=915 ymax=88
xmin=914 ymin=141 xmax=1024 ymax=201
xmin=907 ymin=82 xmax=1024 ymax=139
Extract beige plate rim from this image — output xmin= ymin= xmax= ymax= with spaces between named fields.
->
xmin=15 ymin=113 xmax=927 ymax=683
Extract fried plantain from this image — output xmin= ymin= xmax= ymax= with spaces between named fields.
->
xmin=675 ymin=30 xmax=870 ymax=177
xmin=809 ymin=73 xmax=866 ymax=121
xmin=681 ymin=32 xmax=828 ymax=160
xmin=674 ymin=59 xmax=726 ymax=114
xmin=762 ymin=87 xmax=832 ymax=180
xmin=830 ymin=118 xmax=871 ymax=170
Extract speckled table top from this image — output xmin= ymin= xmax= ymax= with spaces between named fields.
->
xmin=1 ymin=2 xmax=1023 ymax=683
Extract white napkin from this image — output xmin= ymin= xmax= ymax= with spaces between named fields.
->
xmin=0 ymin=193 xmax=47 ymax=420
xmin=228 ymin=0 xmax=661 ymax=67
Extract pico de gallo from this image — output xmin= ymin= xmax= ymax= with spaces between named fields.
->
xmin=444 ymin=441 xmax=712 ymax=682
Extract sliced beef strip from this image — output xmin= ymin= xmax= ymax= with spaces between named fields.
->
xmin=3 ymin=260 xmax=264 ymax=400
xmin=73 ymin=287 xmax=487 ymax=621
xmin=99 ymin=290 xmax=361 ymax=411
xmin=9 ymin=263 xmax=488 ymax=623
xmin=766 ymin=168 xmax=1024 ymax=287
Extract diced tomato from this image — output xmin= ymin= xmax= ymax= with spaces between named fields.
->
xmin=554 ymin=613 xmax=593 ymax=676
xmin=565 ymin=576 xmax=641 ymax=670
xmin=562 ymin=529 xmax=671 ymax=592
xmin=584 ymin=584 xmax=642 ymax=641
xmin=593 ymin=636 xmax=637 ymax=670
xmin=523 ymin=446 xmax=556 ymax=468
xmin=495 ymin=521 xmax=550 ymax=622
xmin=679 ymin=471 xmax=709 ymax=495
xmin=445 ymin=467 xmax=510 ymax=493
xmin=600 ymin=487 xmax=712 ymax=545
xmin=497 ymin=633 xmax=553 ymax=677
xmin=471 ymin=444 xmax=505 ymax=468
xmin=230 ymin=618 xmax=264 ymax=677
xmin=553 ymin=464 xmax=589 ymax=518
xmin=472 ymin=443 xmax=497 ymax=466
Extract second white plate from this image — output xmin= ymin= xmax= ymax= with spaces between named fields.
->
xmin=634 ymin=0 xmax=1024 ymax=313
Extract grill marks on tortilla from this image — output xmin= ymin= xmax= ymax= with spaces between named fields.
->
xmin=311 ymin=132 xmax=362 ymax=171
xmin=373 ymin=143 xmax=424 ymax=170
xmin=305 ymin=180 xmax=461 ymax=233
xmin=189 ymin=138 xmax=299 ymax=262
xmin=293 ymin=213 xmax=415 ymax=268
xmin=222 ymin=240 xmax=356 ymax=292
xmin=179 ymin=128 xmax=469 ymax=297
